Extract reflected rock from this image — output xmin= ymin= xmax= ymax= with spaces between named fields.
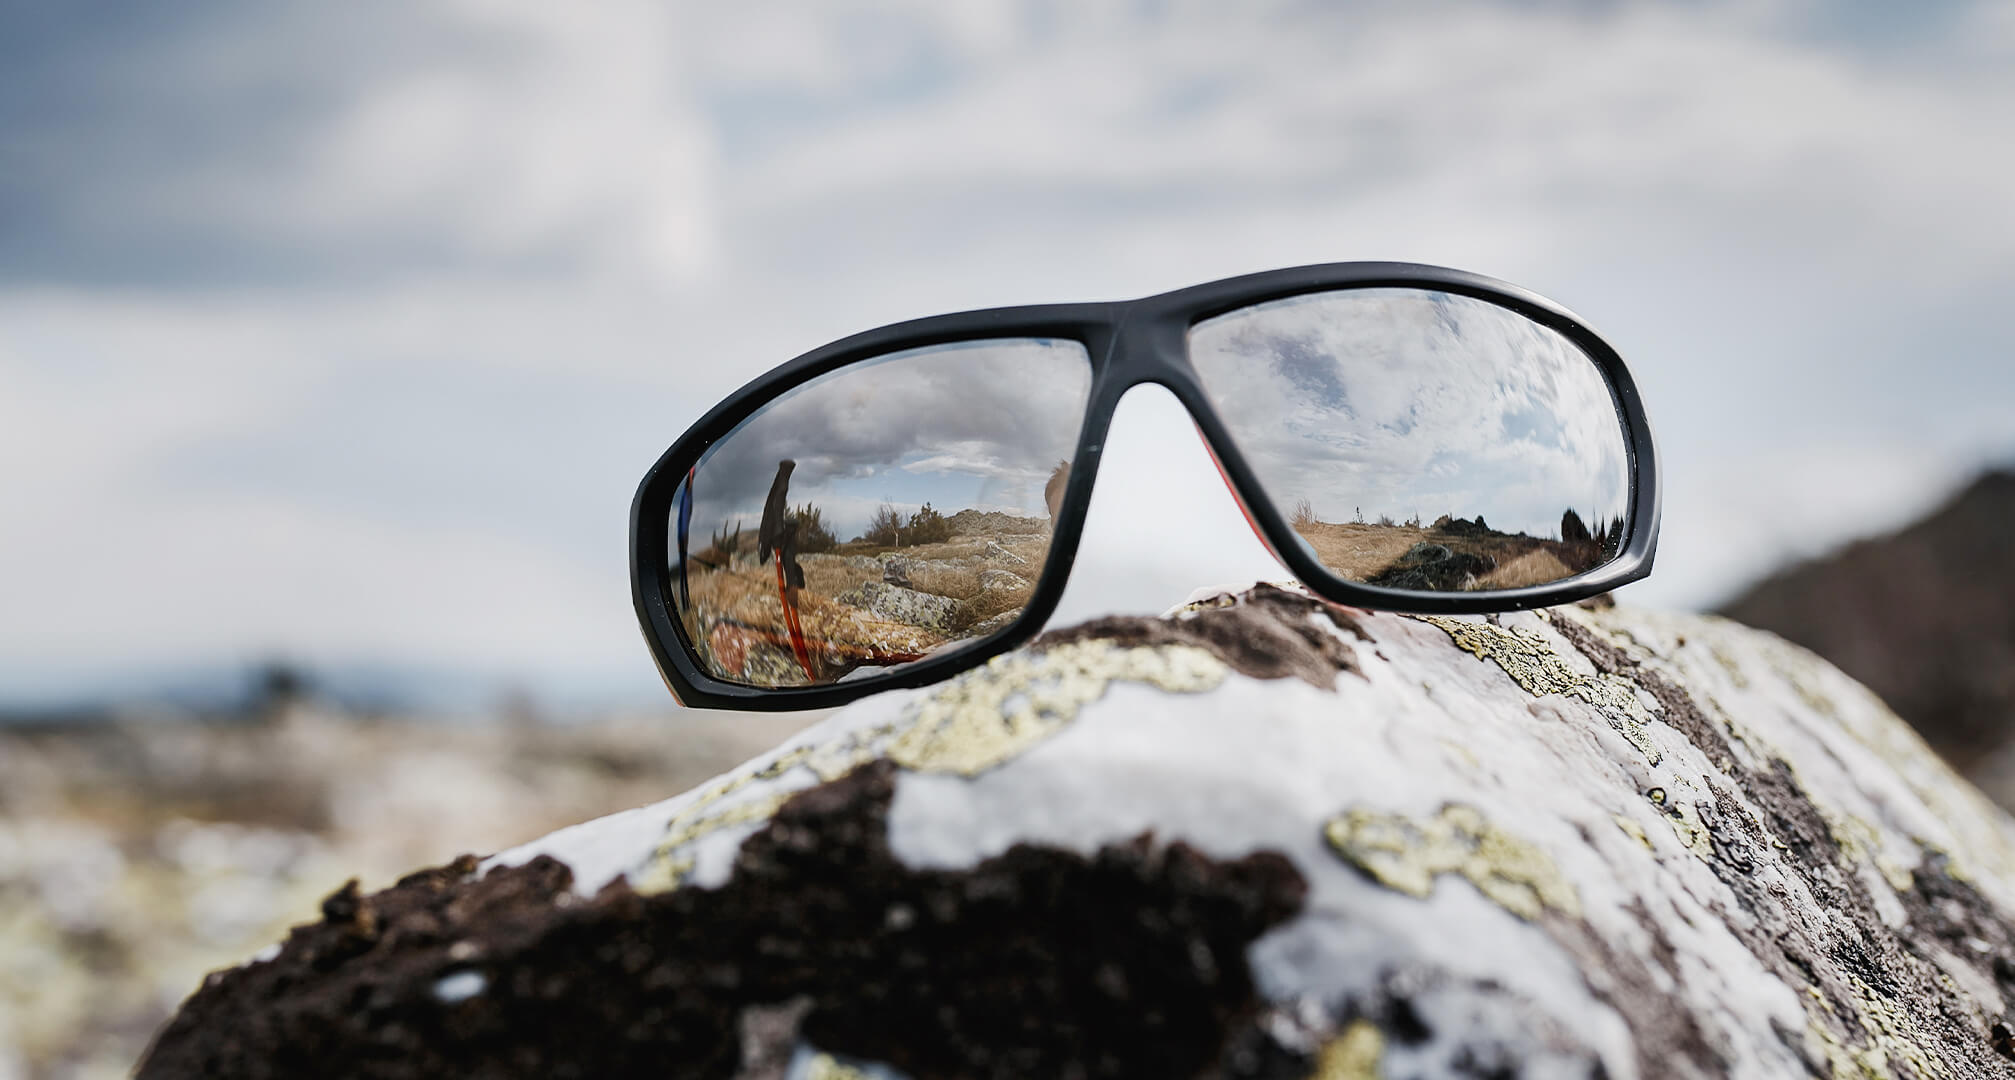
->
xmin=834 ymin=582 xmax=962 ymax=633
xmin=705 ymin=624 xmax=806 ymax=685
xmin=960 ymin=609 xmax=1024 ymax=641
xmin=945 ymin=509 xmax=1048 ymax=536
xmin=1366 ymin=542 xmax=1494 ymax=592
xmin=1431 ymin=515 xmax=1492 ymax=538
xmin=979 ymin=569 xmax=1030 ymax=594
xmin=983 ymin=540 xmax=1029 ymax=566
xmin=801 ymin=553 xmax=882 ymax=572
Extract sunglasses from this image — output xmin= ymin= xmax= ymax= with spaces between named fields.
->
xmin=631 ymin=262 xmax=1659 ymax=710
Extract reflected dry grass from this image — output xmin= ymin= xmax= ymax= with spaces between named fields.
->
xmin=1291 ymin=520 xmax=1605 ymax=591
xmin=1292 ymin=521 xmax=1435 ymax=580
xmin=1476 ymin=548 xmax=1577 ymax=589
xmin=677 ymin=526 xmax=1050 ymax=688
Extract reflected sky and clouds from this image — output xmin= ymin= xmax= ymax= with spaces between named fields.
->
xmin=685 ymin=339 xmax=1089 ymax=540
xmin=1192 ymin=290 xmax=1628 ymax=540
xmin=3 ymin=1 xmax=2012 ymax=707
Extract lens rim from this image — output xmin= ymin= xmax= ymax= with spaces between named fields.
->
xmin=1178 ymin=285 xmax=1643 ymax=605
xmin=663 ymin=335 xmax=1096 ymax=691
xmin=632 ymin=261 xmax=1659 ymax=710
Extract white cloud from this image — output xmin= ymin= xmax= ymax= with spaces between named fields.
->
xmin=4 ymin=0 xmax=2013 ymax=705
xmin=1190 ymin=289 xmax=1630 ymax=537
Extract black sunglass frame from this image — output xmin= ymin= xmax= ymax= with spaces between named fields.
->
xmin=632 ymin=261 xmax=1660 ymax=710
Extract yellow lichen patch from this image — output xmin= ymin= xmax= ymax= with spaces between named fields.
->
xmin=1829 ymin=813 xmax=1916 ymax=894
xmin=1175 ymin=591 xmax=1238 ymax=613
xmin=1411 ymin=615 xmax=1662 ymax=765
xmin=632 ymin=741 xmax=853 ymax=893
xmin=1613 ymin=814 xmax=1654 ymax=851
xmin=635 ymin=791 xmax=795 ymax=894
xmin=1644 ymin=787 xmax=1715 ymax=860
xmin=1311 ymin=1019 xmax=1385 ymax=1080
xmin=1324 ymin=803 xmax=1581 ymax=921
xmin=802 ymin=1051 xmax=878 ymax=1080
xmin=887 ymin=640 xmax=1227 ymax=776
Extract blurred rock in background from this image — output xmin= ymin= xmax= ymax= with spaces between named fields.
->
xmin=1719 ymin=469 xmax=2015 ymax=804
xmin=0 ymin=702 xmax=810 ymax=1080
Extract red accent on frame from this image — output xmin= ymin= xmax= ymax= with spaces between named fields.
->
xmin=1197 ymin=422 xmax=1290 ymax=572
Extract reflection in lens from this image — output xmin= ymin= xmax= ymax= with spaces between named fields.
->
xmin=1189 ymin=289 xmax=1630 ymax=593
xmin=669 ymin=339 xmax=1091 ymax=688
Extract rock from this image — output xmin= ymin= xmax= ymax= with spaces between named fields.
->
xmin=982 ymin=539 xmax=1028 ymax=565
xmin=976 ymin=568 xmax=1028 ymax=593
xmin=1431 ymin=514 xmax=1492 ymax=538
xmin=956 ymin=608 xmax=1024 ymax=642
xmin=1365 ymin=541 xmax=1493 ymax=590
xmin=944 ymin=509 xmax=1047 ymax=536
xmin=832 ymin=581 xmax=960 ymax=633
xmin=138 ymin=584 xmax=2015 ymax=1080
xmin=879 ymin=555 xmax=912 ymax=588
xmin=799 ymin=553 xmax=881 ymax=573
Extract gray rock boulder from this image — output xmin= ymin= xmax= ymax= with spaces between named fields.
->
xmin=832 ymin=580 xmax=961 ymax=634
xmin=982 ymin=539 xmax=1029 ymax=565
xmin=976 ymin=568 xmax=1029 ymax=593
xmin=138 ymin=584 xmax=2015 ymax=1079
xmin=879 ymin=554 xmax=913 ymax=588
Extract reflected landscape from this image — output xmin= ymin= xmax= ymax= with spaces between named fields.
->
xmin=670 ymin=339 xmax=1090 ymax=687
xmin=1191 ymin=288 xmax=1631 ymax=592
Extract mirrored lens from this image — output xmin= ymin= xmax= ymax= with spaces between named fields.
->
xmin=1189 ymin=288 xmax=1630 ymax=593
xmin=669 ymin=339 xmax=1091 ymax=687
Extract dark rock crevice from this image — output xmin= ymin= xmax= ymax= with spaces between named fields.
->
xmin=1035 ymin=583 xmax=1370 ymax=689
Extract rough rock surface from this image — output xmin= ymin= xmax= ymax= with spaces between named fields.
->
xmin=834 ymin=580 xmax=964 ymax=634
xmin=139 ymin=583 xmax=2015 ymax=1079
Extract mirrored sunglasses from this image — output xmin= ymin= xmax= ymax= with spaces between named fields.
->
xmin=631 ymin=262 xmax=1659 ymax=710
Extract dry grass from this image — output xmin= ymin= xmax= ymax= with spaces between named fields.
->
xmin=1292 ymin=521 xmax=1435 ymax=580
xmin=958 ymin=581 xmax=1035 ymax=626
xmin=1473 ymin=548 xmax=1576 ymax=589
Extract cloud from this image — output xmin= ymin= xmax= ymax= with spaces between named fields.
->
xmin=3 ymin=0 xmax=2012 ymax=706
xmin=0 ymin=1 xmax=712 ymax=288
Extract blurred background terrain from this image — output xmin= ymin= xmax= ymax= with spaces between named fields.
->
xmin=1721 ymin=470 xmax=2015 ymax=801
xmin=2 ymin=2 xmax=2011 ymax=1076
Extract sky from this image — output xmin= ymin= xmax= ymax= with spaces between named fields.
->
xmin=2 ymin=0 xmax=2011 ymax=710
xmin=1191 ymin=288 xmax=1630 ymax=539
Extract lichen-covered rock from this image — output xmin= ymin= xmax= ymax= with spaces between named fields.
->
xmin=981 ymin=539 xmax=1029 ymax=565
xmin=976 ymin=568 xmax=1029 ymax=593
xmin=138 ymin=584 xmax=2015 ymax=1079
xmin=833 ymin=580 xmax=963 ymax=633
